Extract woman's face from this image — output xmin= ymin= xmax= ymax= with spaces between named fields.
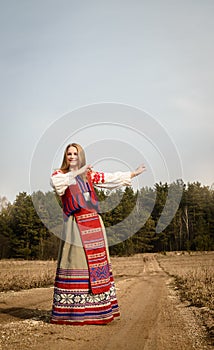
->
xmin=66 ymin=146 xmax=79 ymax=170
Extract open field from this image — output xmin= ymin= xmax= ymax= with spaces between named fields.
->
xmin=0 ymin=260 xmax=56 ymax=292
xmin=0 ymin=253 xmax=213 ymax=350
xmin=157 ymin=251 xmax=214 ymax=310
xmin=157 ymin=251 xmax=214 ymax=343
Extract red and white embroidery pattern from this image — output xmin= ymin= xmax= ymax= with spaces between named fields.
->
xmin=91 ymin=171 xmax=105 ymax=184
xmin=52 ymin=169 xmax=63 ymax=176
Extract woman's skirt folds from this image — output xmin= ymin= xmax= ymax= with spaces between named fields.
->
xmin=50 ymin=214 xmax=120 ymax=325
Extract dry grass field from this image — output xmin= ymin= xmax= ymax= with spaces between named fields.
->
xmin=0 ymin=260 xmax=57 ymax=292
xmin=157 ymin=251 xmax=214 ymax=342
xmin=157 ymin=251 xmax=214 ymax=310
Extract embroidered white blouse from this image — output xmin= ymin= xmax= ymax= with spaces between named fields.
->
xmin=50 ymin=170 xmax=132 ymax=196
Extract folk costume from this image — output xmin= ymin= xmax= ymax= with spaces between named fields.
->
xmin=50 ymin=169 xmax=132 ymax=325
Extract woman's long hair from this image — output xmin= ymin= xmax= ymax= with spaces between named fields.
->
xmin=60 ymin=143 xmax=87 ymax=180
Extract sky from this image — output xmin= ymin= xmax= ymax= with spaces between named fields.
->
xmin=0 ymin=0 xmax=214 ymax=203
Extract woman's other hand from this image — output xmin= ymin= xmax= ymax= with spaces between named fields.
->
xmin=131 ymin=164 xmax=146 ymax=178
xmin=76 ymin=164 xmax=93 ymax=176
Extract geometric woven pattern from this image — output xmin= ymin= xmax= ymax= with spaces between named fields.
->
xmin=74 ymin=208 xmax=111 ymax=294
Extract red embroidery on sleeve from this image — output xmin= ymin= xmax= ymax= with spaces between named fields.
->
xmin=101 ymin=172 xmax=105 ymax=183
xmin=92 ymin=171 xmax=104 ymax=184
xmin=52 ymin=170 xmax=63 ymax=176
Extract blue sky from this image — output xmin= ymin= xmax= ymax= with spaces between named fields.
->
xmin=0 ymin=0 xmax=214 ymax=202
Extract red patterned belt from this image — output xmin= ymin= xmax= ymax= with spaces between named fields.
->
xmin=74 ymin=208 xmax=111 ymax=294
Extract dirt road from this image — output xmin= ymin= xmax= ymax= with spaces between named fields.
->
xmin=0 ymin=255 xmax=212 ymax=350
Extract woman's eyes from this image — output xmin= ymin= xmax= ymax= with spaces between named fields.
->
xmin=67 ymin=152 xmax=77 ymax=156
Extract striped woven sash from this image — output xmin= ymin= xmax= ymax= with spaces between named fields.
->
xmin=74 ymin=209 xmax=111 ymax=294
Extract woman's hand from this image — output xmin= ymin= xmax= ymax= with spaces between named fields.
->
xmin=76 ymin=164 xmax=93 ymax=176
xmin=131 ymin=164 xmax=146 ymax=178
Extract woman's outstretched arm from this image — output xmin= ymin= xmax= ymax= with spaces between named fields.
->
xmin=90 ymin=164 xmax=146 ymax=190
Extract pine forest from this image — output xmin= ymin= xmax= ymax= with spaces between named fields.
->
xmin=0 ymin=181 xmax=213 ymax=260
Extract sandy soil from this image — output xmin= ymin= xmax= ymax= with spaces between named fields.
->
xmin=0 ymin=255 xmax=212 ymax=350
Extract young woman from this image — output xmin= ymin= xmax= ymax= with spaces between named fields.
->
xmin=50 ymin=143 xmax=145 ymax=325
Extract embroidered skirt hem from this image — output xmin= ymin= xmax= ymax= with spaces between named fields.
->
xmin=50 ymin=268 xmax=120 ymax=325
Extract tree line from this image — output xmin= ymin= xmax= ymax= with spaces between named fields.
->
xmin=0 ymin=181 xmax=213 ymax=259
